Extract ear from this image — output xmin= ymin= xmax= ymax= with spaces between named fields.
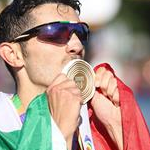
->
xmin=0 ymin=42 xmax=24 ymax=67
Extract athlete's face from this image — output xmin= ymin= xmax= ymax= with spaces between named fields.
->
xmin=22 ymin=4 xmax=85 ymax=88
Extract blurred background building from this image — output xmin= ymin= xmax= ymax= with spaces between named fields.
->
xmin=0 ymin=0 xmax=150 ymax=130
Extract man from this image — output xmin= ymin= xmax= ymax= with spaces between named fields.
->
xmin=0 ymin=0 xmax=149 ymax=150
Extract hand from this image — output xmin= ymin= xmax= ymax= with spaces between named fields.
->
xmin=92 ymin=67 xmax=120 ymax=125
xmin=91 ymin=67 xmax=123 ymax=150
xmin=46 ymin=74 xmax=82 ymax=150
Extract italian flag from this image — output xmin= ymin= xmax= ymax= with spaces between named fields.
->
xmin=0 ymin=93 xmax=66 ymax=150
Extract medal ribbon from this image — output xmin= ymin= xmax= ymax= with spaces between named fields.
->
xmin=78 ymin=104 xmax=95 ymax=150
xmin=12 ymin=94 xmax=26 ymax=124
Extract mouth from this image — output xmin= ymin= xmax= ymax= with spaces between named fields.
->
xmin=70 ymin=55 xmax=83 ymax=60
xmin=62 ymin=55 xmax=83 ymax=70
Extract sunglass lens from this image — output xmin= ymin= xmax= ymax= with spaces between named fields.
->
xmin=37 ymin=24 xmax=69 ymax=44
xmin=74 ymin=23 xmax=89 ymax=46
xmin=37 ymin=23 xmax=89 ymax=45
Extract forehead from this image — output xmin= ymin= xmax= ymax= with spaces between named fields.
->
xmin=31 ymin=3 xmax=80 ymax=26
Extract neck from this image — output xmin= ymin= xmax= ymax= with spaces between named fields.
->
xmin=16 ymin=71 xmax=47 ymax=110
xmin=17 ymin=85 xmax=46 ymax=110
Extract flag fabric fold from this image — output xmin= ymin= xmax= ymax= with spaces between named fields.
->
xmin=0 ymin=93 xmax=52 ymax=150
xmin=0 ymin=93 xmax=67 ymax=150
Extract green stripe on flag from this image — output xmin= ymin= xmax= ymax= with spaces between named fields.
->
xmin=12 ymin=94 xmax=22 ymax=109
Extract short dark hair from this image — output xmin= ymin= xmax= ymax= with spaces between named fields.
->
xmin=0 ymin=0 xmax=81 ymax=85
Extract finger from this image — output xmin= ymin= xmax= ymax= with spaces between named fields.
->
xmin=55 ymin=79 xmax=77 ymax=89
xmin=66 ymin=87 xmax=82 ymax=96
xmin=112 ymin=88 xmax=119 ymax=107
xmin=95 ymin=67 xmax=106 ymax=87
xmin=47 ymin=73 xmax=68 ymax=90
xmin=100 ymin=70 xmax=114 ymax=96
xmin=107 ymin=77 xmax=117 ymax=99
xmin=48 ymin=75 xmax=79 ymax=92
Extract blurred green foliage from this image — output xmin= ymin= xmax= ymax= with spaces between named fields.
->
xmin=115 ymin=1 xmax=150 ymax=34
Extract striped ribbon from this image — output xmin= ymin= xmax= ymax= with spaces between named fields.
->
xmin=12 ymin=94 xmax=26 ymax=124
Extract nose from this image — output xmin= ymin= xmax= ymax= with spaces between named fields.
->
xmin=66 ymin=33 xmax=85 ymax=55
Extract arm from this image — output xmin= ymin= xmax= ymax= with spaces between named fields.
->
xmin=91 ymin=66 xmax=123 ymax=150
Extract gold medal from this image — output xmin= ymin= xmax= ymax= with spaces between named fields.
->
xmin=62 ymin=59 xmax=95 ymax=104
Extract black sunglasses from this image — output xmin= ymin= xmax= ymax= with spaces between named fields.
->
xmin=10 ymin=21 xmax=90 ymax=46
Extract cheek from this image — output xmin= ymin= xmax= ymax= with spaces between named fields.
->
xmin=23 ymin=40 xmax=68 ymax=85
xmin=25 ymin=58 xmax=62 ymax=85
xmin=24 ymin=50 xmax=65 ymax=85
